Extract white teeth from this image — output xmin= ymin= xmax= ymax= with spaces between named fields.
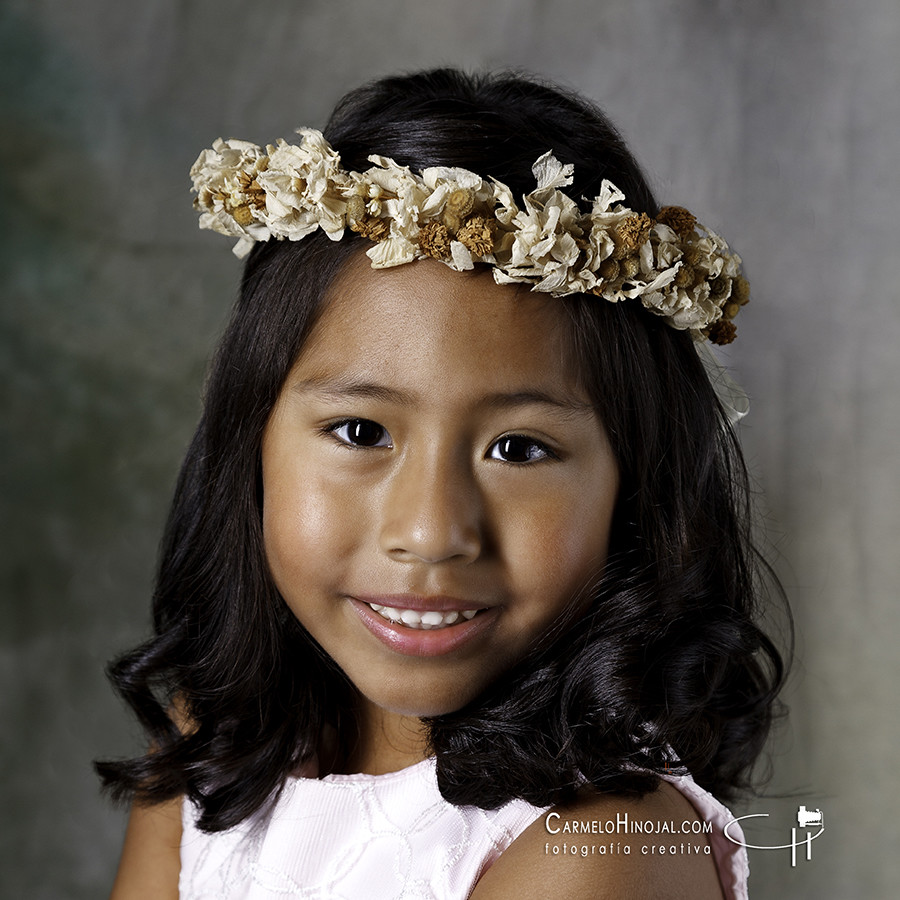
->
xmin=367 ymin=603 xmax=481 ymax=630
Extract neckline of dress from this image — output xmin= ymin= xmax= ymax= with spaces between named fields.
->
xmin=293 ymin=755 xmax=437 ymax=785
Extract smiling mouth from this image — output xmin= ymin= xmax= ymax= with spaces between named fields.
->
xmin=366 ymin=603 xmax=481 ymax=630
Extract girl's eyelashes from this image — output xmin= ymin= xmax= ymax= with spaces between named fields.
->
xmin=325 ymin=418 xmax=392 ymax=449
xmin=487 ymin=434 xmax=558 ymax=464
xmin=323 ymin=420 xmax=558 ymax=464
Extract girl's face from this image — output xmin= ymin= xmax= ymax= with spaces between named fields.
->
xmin=262 ymin=256 xmax=618 ymax=720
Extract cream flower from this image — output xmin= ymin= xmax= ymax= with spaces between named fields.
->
xmin=641 ymin=282 xmax=722 ymax=336
xmin=256 ymin=129 xmax=350 ymax=242
xmin=420 ymin=166 xmax=494 ymax=217
xmin=190 ymin=138 xmax=272 ymax=250
xmin=490 ymin=179 xmax=520 ymax=230
xmin=493 ymin=153 xmax=587 ymax=292
xmin=651 ymin=223 xmax=684 ymax=271
xmin=584 ymin=180 xmax=636 ymax=273
xmin=361 ymin=156 xmax=430 ymax=240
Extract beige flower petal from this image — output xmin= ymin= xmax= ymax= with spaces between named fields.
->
xmin=449 ymin=241 xmax=475 ymax=270
xmin=367 ymin=235 xmax=419 ymax=268
xmin=531 ymin=152 xmax=575 ymax=191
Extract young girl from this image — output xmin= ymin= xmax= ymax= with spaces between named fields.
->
xmin=98 ymin=69 xmax=786 ymax=899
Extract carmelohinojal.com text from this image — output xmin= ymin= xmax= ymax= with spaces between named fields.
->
xmin=544 ymin=811 xmax=713 ymax=857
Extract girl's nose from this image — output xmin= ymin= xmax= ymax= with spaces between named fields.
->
xmin=378 ymin=450 xmax=483 ymax=565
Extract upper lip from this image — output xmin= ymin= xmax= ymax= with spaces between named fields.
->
xmin=353 ymin=594 xmax=489 ymax=612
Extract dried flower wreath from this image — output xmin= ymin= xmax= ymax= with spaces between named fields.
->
xmin=191 ymin=129 xmax=748 ymax=344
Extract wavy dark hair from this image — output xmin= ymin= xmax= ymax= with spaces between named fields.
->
xmin=96 ymin=68 xmax=788 ymax=831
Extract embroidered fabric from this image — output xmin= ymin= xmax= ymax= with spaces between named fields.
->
xmin=661 ymin=772 xmax=750 ymax=900
xmin=180 ymin=758 xmax=748 ymax=899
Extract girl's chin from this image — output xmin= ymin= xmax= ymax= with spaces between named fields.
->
xmin=362 ymin=693 xmax=476 ymax=720
xmin=354 ymin=679 xmax=490 ymax=721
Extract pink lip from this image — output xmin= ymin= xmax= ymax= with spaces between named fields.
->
xmin=349 ymin=596 xmax=497 ymax=657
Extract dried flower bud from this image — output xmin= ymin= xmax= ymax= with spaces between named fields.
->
xmin=598 ymin=257 xmax=620 ymax=281
xmin=620 ymin=255 xmax=640 ymax=280
xmin=614 ymin=213 xmax=652 ymax=252
xmin=656 ymin=206 xmax=697 ymax=237
xmin=732 ymin=276 xmax=750 ymax=306
xmin=445 ymin=188 xmax=474 ymax=218
xmin=708 ymin=320 xmax=737 ymax=345
xmin=709 ymin=275 xmax=732 ymax=300
xmin=346 ymin=195 xmax=366 ymax=224
xmin=675 ymin=264 xmax=697 ymax=288
xmin=350 ymin=214 xmax=390 ymax=242
xmin=232 ymin=205 xmax=254 ymax=226
xmin=442 ymin=212 xmax=462 ymax=234
xmin=456 ymin=215 xmax=495 ymax=257
xmin=418 ymin=222 xmax=452 ymax=259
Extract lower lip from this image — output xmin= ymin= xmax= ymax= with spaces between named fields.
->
xmin=349 ymin=599 xmax=496 ymax=657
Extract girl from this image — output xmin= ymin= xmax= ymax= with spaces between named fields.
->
xmin=98 ymin=69 xmax=786 ymax=899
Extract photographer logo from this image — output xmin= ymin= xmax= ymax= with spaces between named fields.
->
xmin=724 ymin=805 xmax=825 ymax=867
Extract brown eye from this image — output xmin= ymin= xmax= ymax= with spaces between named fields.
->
xmin=488 ymin=435 xmax=554 ymax=463
xmin=330 ymin=419 xmax=392 ymax=448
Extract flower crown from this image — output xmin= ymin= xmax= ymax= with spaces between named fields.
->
xmin=190 ymin=129 xmax=748 ymax=344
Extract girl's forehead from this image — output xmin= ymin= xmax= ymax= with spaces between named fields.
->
xmin=290 ymin=257 xmax=586 ymax=404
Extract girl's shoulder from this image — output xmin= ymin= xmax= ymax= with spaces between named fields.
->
xmin=471 ymin=781 xmax=726 ymax=900
xmin=108 ymin=796 xmax=182 ymax=899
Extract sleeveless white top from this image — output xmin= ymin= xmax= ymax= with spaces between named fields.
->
xmin=180 ymin=758 xmax=749 ymax=899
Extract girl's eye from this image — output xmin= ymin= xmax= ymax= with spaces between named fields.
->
xmin=328 ymin=419 xmax=392 ymax=448
xmin=487 ymin=435 xmax=556 ymax=464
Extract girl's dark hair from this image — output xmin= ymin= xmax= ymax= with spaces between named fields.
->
xmin=96 ymin=68 xmax=787 ymax=830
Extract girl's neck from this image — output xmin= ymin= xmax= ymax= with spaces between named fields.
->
xmin=339 ymin=701 xmax=431 ymax=776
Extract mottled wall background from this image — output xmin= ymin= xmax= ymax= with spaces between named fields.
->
xmin=2 ymin=0 xmax=897 ymax=897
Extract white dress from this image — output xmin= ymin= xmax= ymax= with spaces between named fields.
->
xmin=180 ymin=757 xmax=749 ymax=899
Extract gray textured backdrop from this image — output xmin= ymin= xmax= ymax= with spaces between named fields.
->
xmin=2 ymin=0 xmax=898 ymax=897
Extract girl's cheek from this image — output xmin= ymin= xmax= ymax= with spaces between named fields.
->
xmin=263 ymin=462 xmax=348 ymax=591
xmin=510 ymin=483 xmax=615 ymax=592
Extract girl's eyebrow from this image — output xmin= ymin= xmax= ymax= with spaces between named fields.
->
xmin=291 ymin=376 xmax=414 ymax=405
xmin=479 ymin=389 xmax=593 ymax=414
xmin=292 ymin=375 xmax=593 ymax=415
